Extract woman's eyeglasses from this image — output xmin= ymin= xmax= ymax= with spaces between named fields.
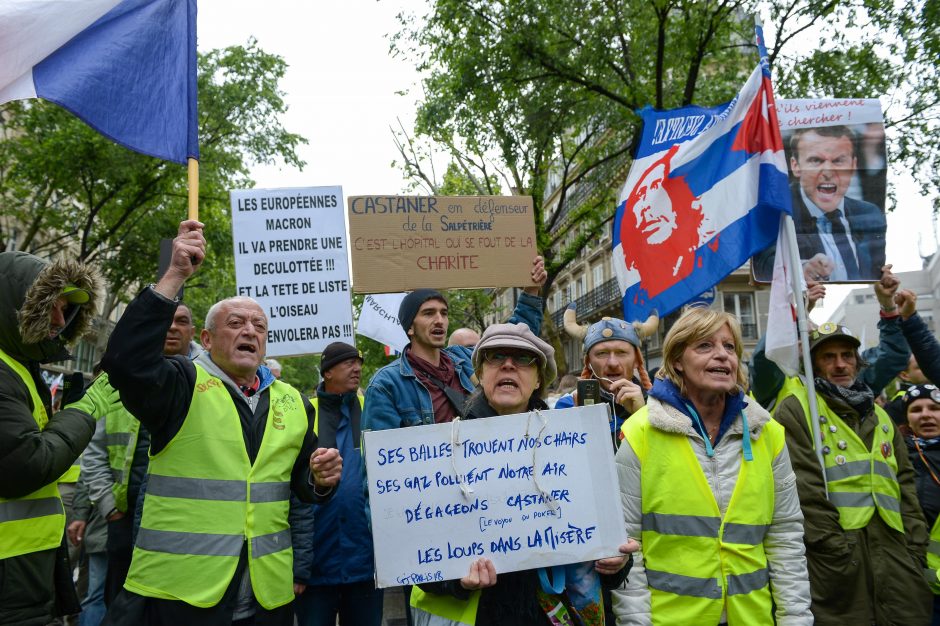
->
xmin=482 ymin=351 xmax=539 ymax=367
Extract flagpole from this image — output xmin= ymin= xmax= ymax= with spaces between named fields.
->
xmin=784 ymin=213 xmax=828 ymax=496
xmin=187 ymin=157 xmax=199 ymax=221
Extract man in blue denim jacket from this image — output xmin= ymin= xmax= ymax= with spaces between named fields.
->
xmin=362 ymin=256 xmax=546 ymax=431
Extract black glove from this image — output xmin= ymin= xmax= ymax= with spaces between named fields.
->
xmin=60 ymin=372 xmax=86 ymax=407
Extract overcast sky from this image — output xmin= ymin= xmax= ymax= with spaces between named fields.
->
xmin=197 ymin=1 xmax=937 ymax=319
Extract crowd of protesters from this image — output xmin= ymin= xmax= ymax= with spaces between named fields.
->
xmin=4 ymin=218 xmax=940 ymax=626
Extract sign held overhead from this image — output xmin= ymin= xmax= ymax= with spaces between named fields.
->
xmin=230 ymin=186 xmax=354 ymax=357
xmin=347 ymin=195 xmax=538 ymax=293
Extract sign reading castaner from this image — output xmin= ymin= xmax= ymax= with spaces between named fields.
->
xmin=347 ymin=195 xmax=537 ymax=293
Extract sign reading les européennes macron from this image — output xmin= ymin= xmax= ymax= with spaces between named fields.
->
xmin=347 ymin=195 xmax=537 ymax=293
xmin=230 ymin=186 xmax=354 ymax=358
xmin=363 ymin=404 xmax=627 ymax=588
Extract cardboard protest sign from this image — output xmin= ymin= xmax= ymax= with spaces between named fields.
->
xmin=363 ymin=404 xmax=627 ymax=588
xmin=230 ymin=186 xmax=354 ymax=357
xmin=752 ymin=99 xmax=886 ymax=283
xmin=347 ymin=196 xmax=537 ymax=293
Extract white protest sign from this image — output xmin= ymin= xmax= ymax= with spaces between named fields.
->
xmin=363 ymin=404 xmax=627 ymax=588
xmin=776 ymin=98 xmax=883 ymax=130
xmin=230 ymin=186 xmax=354 ymax=357
xmin=356 ymin=293 xmax=409 ymax=352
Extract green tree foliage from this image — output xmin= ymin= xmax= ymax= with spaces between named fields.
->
xmin=0 ymin=39 xmax=307 ymax=324
xmin=393 ymin=0 xmax=940 ymax=283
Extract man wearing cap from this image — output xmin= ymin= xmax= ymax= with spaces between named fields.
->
xmin=555 ymin=308 xmax=652 ymax=447
xmin=773 ymin=321 xmax=932 ymax=624
xmin=362 ymin=256 xmax=546 ymax=431
xmin=0 ymin=251 xmax=101 ymax=625
xmin=78 ymin=302 xmax=198 ymax=605
xmin=294 ymin=341 xmax=381 ymax=626
xmin=99 ymin=220 xmax=342 ymax=625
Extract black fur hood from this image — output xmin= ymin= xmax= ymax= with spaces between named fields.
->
xmin=0 ymin=251 xmax=101 ymax=363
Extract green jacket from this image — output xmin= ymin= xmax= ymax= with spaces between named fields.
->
xmin=774 ymin=386 xmax=932 ymax=625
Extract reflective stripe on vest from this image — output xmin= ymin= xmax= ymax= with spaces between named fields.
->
xmin=775 ymin=377 xmax=903 ymax=532
xmin=0 ymin=347 xmax=66 ymax=559
xmin=623 ymin=405 xmax=780 ymax=625
xmin=410 ymin=585 xmax=481 ymax=626
xmin=125 ymin=366 xmax=307 ymax=609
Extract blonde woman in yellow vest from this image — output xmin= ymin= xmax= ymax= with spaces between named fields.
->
xmin=0 ymin=250 xmax=100 ymax=625
xmin=613 ymin=307 xmax=812 ymax=626
xmin=773 ymin=322 xmax=932 ymax=625
xmin=97 ymin=221 xmax=342 ymax=626
xmin=901 ymin=383 xmax=940 ymax=622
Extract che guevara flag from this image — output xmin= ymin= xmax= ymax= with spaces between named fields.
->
xmin=0 ymin=0 xmax=198 ymax=164
xmin=612 ymin=31 xmax=791 ymax=322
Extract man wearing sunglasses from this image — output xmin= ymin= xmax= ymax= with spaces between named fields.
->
xmin=362 ymin=256 xmax=546 ymax=432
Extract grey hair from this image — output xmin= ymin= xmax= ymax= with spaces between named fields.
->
xmin=204 ymin=296 xmax=263 ymax=331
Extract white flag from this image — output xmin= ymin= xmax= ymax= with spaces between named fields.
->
xmin=357 ymin=293 xmax=409 ymax=353
xmin=765 ymin=214 xmax=801 ymax=376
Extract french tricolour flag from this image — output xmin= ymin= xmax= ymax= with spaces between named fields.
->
xmin=612 ymin=37 xmax=790 ymax=322
xmin=0 ymin=0 xmax=197 ymax=164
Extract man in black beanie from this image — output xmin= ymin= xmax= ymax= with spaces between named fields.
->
xmin=362 ymin=256 xmax=547 ymax=431
xmin=293 ymin=341 xmax=382 ymax=626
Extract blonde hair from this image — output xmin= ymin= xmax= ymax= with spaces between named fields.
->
xmin=657 ymin=307 xmax=748 ymax=396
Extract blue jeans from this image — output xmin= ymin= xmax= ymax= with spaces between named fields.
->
xmin=294 ymin=582 xmax=383 ymax=626
xmin=79 ymin=552 xmax=107 ymax=626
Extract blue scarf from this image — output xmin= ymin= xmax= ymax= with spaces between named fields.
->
xmin=649 ymin=377 xmax=747 ymax=448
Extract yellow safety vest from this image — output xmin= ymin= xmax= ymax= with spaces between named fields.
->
xmin=623 ymin=405 xmax=780 ymax=626
xmin=125 ymin=365 xmax=307 ymax=609
xmin=926 ymin=517 xmax=940 ymax=594
xmin=776 ymin=377 xmax=903 ymax=532
xmin=93 ymin=373 xmax=142 ymax=513
xmin=410 ymin=585 xmax=482 ymax=626
xmin=0 ymin=348 xmax=66 ymax=559
xmin=311 ymin=394 xmax=364 ymax=437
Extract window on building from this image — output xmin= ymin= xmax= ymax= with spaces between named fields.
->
xmin=854 ymin=295 xmax=865 ymax=304
xmin=723 ymin=292 xmax=758 ymax=340
xmin=575 ymin=275 xmax=585 ymax=300
xmin=592 ymin=263 xmax=605 ymax=290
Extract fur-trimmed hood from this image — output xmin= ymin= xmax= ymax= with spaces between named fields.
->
xmin=0 ymin=251 xmax=101 ymax=363
xmin=646 ymin=394 xmax=772 ymax=440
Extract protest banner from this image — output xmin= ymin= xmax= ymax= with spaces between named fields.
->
xmin=230 ymin=186 xmax=354 ymax=357
xmin=751 ymin=98 xmax=886 ymax=283
xmin=363 ymin=404 xmax=627 ymax=588
xmin=357 ymin=293 xmax=409 ymax=352
xmin=347 ymin=195 xmax=537 ymax=293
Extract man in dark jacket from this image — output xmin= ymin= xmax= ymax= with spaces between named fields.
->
xmin=80 ymin=303 xmax=198 ymax=605
xmin=774 ymin=322 xmax=932 ymax=625
xmin=0 ymin=251 xmax=100 ymax=626
xmin=294 ymin=341 xmax=381 ymax=626
xmin=100 ymin=220 xmax=342 ymax=626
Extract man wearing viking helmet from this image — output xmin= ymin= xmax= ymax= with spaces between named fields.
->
xmin=555 ymin=304 xmax=658 ymax=448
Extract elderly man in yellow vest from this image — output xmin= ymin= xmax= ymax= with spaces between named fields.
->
xmin=99 ymin=220 xmax=342 ymax=626
xmin=773 ymin=322 xmax=932 ymax=624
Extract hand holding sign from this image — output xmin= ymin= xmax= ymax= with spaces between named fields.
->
xmin=523 ymin=256 xmax=547 ymax=296
xmin=460 ymin=558 xmax=497 ymax=590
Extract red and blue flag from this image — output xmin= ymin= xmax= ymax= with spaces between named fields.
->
xmin=0 ymin=0 xmax=198 ymax=164
xmin=612 ymin=29 xmax=790 ymax=321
